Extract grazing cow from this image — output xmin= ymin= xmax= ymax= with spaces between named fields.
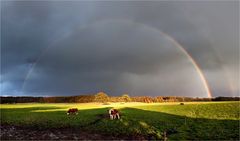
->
xmin=108 ymin=109 xmax=120 ymax=120
xmin=67 ymin=108 xmax=78 ymax=115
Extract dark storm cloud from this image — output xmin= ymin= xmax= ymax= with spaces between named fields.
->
xmin=1 ymin=1 xmax=238 ymax=97
xmin=23 ymin=20 xmax=198 ymax=96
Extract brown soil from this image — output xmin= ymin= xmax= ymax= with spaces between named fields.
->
xmin=0 ymin=124 xmax=145 ymax=140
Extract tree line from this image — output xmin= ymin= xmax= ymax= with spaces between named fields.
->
xmin=0 ymin=92 xmax=239 ymax=103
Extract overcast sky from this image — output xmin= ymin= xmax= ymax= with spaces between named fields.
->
xmin=1 ymin=1 xmax=239 ymax=97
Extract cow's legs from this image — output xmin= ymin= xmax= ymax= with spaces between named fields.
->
xmin=116 ymin=113 xmax=120 ymax=119
xmin=110 ymin=115 xmax=113 ymax=120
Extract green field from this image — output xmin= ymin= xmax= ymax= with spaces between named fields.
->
xmin=1 ymin=101 xmax=239 ymax=140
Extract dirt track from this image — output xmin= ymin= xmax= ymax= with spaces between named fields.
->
xmin=0 ymin=114 xmax=144 ymax=140
xmin=0 ymin=124 xmax=145 ymax=140
xmin=1 ymin=125 xmax=104 ymax=140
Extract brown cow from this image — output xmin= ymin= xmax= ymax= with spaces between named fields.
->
xmin=67 ymin=108 xmax=78 ymax=115
xmin=108 ymin=109 xmax=120 ymax=120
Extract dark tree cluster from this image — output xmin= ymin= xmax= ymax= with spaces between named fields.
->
xmin=0 ymin=93 xmax=239 ymax=104
xmin=39 ymin=95 xmax=95 ymax=103
xmin=0 ymin=96 xmax=43 ymax=103
xmin=212 ymin=97 xmax=240 ymax=101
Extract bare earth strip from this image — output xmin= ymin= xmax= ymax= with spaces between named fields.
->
xmin=0 ymin=124 xmax=145 ymax=140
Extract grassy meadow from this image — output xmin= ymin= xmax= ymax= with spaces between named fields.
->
xmin=1 ymin=101 xmax=239 ymax=140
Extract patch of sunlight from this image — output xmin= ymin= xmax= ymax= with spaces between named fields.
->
xmin=139 ymin=121 xmax=149 ymax=128
xmin=131 ymin=101 xmax=240 ymax=120
xmin=138 ymin=121 xmax=161 ymax=138
xmin=123 ymin=121 xmax=129 ymax=126
xmin=31 ymin=109 xmax=67 ymax=112
xmin=120 ymin=119 xmax=129 ymax=126
xmin=133 ymin=128 xmax=141 ymax=134
xmin=101 ymin=102 xmax=160 ymax=109
xmin=0 ymin=102 xmax=163 ymax=109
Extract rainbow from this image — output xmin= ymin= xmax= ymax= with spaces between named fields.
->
xmin=160 ymin=32 xmax=212 ymax=98
xmin=21 ymin=20 xmax=212 ymax=98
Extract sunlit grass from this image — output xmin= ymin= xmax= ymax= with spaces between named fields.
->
xmin=1 ymin=102 xmax=239 ymax=119
xmin=131 ymin=101 xmax=240 ymax=120
xmin=1 ymin=101 xmax=239 ymax=140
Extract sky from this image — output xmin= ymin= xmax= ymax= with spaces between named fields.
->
xmin=1 ymin=1 xmax=239 ymax=97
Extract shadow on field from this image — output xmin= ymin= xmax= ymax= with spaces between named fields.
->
xmin=117 ymin=107 xmax=239 ymax=140
xmin=1 ymin=106 xmax=239 ymax=140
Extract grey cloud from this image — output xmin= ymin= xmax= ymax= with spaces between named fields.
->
xmin=23 ymin=20 xmax=203 ymax=96
xmin=1 ymin=1 xmax=238 ymax=97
